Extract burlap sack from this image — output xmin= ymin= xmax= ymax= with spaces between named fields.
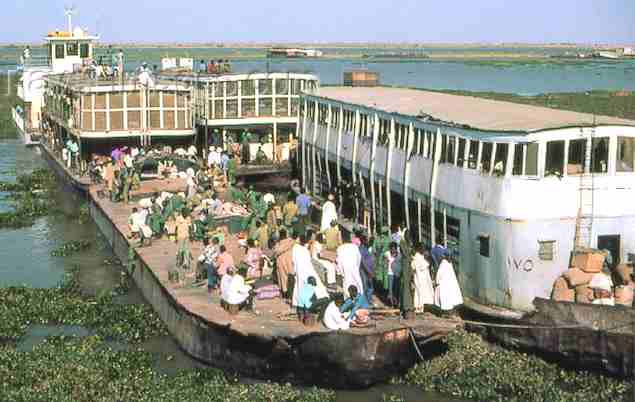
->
xmin=575 ymin=285 xmax=593 ymax=304
xmin=573 ymin=252 xmax=604 ymax=273
xmin=553 ymin=276 xmax=568 ymax=291
xmin=552 ymin=287 xmax=575 ymax=302
xmin=615 ymin=285 xmax=634 ymax=307
xmin=563 ymin=268 xmax=594 ymax=287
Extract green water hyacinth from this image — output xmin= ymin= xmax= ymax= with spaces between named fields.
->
xmin=396 ymin=330 xmax=631 ymax=401
xmin=50 ymin=240 xmax=92 ymax=257
xmin=0 ymin=336 xmax=335 ymax=402
xmin=0 ymin=266 xmax=167 ymax=343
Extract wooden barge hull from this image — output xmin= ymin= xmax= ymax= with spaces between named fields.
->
xmin=37 ymin=143 xmax=457 ymax=388
xmin=469 ymin=298 xmax=635 ymax=377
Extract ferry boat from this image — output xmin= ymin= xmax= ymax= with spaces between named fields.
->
xmin=267 ymin=48 xmax=324 ymax=58
xmin=13 ymin=12 xmax=320 ymax=166
xmin=296 ymin=86 xmax=635 ymax=318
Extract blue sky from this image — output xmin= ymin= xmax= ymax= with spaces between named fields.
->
xmin=2 ymin=0 xmax=634 ymax=44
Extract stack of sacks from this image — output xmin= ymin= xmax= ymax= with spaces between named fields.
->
xmin=551 ymin=250 xmax=606 ymax=303
xmin=614 ymin=263 xmax=634 ymax=307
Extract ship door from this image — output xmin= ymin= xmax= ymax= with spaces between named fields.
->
xmin=597 ymin=235 xmax=620 ymax=268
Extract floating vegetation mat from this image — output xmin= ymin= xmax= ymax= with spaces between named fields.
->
xmin=396 ymin=330 xmax=631 ymax=401
xmin=0 ymin=168 xmax=57 ymax=229
xmin=50 ymin=240 xmax=92 ymax=257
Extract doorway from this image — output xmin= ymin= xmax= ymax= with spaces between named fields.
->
xmin=597 ymin=235 xmax=620 ymax=268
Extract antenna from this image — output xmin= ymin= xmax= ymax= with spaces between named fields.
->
xmin=64 ymin=5 xmax=76 ymax=33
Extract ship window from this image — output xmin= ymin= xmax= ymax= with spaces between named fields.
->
xmin=616 ymin=137 xmax=635 ymax=172
xmin=478 ymin=234 xmax=490 ymax=258
xmin=242 ymin=98 xmax=256 ymax=117
xmin=525 ymin=143 xmax=539 ymax=176
xmin=55 ymin=44 xmax=65 ymax=59
xmin=259 ymin=98 xmax=272 ymax=116
xmin=480 ymin=142 xmax=493 ymax=173
xmin=67 ymin=42 xmax=78 ymax=56
xmin=427 ymin=131 xmax=436 ymax=160
xmin=110 ymin=93 xmax=124 ymax=109
xmin=538 ymin=240 xmax=556 ymax=261
xmin=226 ymin=81 xmax=238 ymax=97
xmin=512 ymin=144 xmax=524 ymax=175
xmin=545 ymin=141 xmax=565 ymax=177
xmin=214 ymin=100 xmax=223 ymax=119
xmin=457 ymin=138 xmax=466 ymax=167
xmin=290 ymin=79 xmax=301 ymax=95
xmin=258 ymin=79 xmax=272 ymax=95
xmin=447 ymin=136 xmax=456 ymax=165
xmin=126 ymin=92 xmax=140 ymax=108
xmin=80 ymin=43 xmax=89 ymax=58
xmin=214 ymin=82 xmax=223 ymax=97
xmin=226 ymin=99 xmax=238 ymax=118
xmin=567 ymin=139 xmax=586 ymax=175
xmin=275 ymin=78 xmax=289 ymax=95
xmin=275 ymin=97 xmax=289 ymax=116
xmin=591 ymin=137 xmax=609 ymax=173
xmin=493 ymin=143 xmax=508 ymax=176
xmin=241 ymin=80 xmax=255 ymax=96
xmin=467 ymin=140 xmax=478 ymax=169
xmin=440 ymin=135 xmax=448 ymax=163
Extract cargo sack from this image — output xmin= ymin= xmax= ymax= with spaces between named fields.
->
xmin=615 ymin=285 xmax=634 ymax=307
xmin=573 ymin=252 xmax=604 ymax=273
xmin=563 ymin=268 xmax=594 ymax=287
xmin=552 ymin=287 xmax=575 ymax=302
xmin=616 ymin=264 xmax=633 ymax=286
xmin=575 ymin=285 xmax=593 ymax=304
xmin=553 ymin=276 xmax=568 ymax=291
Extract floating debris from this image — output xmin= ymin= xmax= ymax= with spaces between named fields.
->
xmin=50 ymin=240 xmax=92 ymax=257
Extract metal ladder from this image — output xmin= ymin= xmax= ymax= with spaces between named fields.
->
xmin=575 ymin=127 xmax=595 ymax=250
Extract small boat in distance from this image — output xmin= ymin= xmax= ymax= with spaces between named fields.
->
xmin=267 ymin=48 xmax=324 ymax=58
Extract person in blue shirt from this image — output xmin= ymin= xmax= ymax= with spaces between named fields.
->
xmin=340 ymin=285 xmax=370 ymax=326
xmin=295 ymin=189 xmax=312 ymax=226
xmin=298 ymin=276 xmax=318 ymax=324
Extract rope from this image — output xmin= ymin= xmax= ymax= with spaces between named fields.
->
xmin=408 ymin=328 xmax=425 ymax=362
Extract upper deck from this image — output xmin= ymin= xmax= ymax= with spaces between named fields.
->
xmin=314 ymin=86 xmax=635 ymax=133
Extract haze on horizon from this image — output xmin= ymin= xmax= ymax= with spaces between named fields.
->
xmin=1 ymin=0 xmax=634 ymax=45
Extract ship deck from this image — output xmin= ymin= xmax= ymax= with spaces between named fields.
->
xmin=88 ymin=179 xmax=460 ymax=338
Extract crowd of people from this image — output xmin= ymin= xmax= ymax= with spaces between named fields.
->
xmin=84 ymin=138 xmax=463 ymax=332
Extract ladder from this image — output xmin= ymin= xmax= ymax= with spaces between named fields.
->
xmin=575 ymin=127 xmax=595 ymax=250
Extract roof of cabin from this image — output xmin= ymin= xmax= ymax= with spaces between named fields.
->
xmin=314 ymin=86 xmax=635 ymax=132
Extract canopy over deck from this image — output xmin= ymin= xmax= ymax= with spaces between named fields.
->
xmin=315 ymin=86 xmax=635 ymax=132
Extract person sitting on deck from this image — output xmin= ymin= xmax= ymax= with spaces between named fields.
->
xmin=128 ymin=207 xmax=152 ymax=245
xmin=222 ymin=268 xmax=254 ymax=313
xmin=205 ymin=193 xmax=223 ymax=216
xmin=273 ymin=229 xmax=295 ymax=299
xmin=323 ymin=294 xmax=350 ymax=331
xmin=254 ymin=146 xmax=267 ymax=164
xmin=243 ymin=238 xmax=263 ymax=279
xmin=324 ymin=220 xmax=343 ymax=251
xmin=340 ymin=285 xmax=370 ymax=327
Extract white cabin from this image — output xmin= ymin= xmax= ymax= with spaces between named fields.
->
xmin=298 ymin=86 xmax=635 ymax=317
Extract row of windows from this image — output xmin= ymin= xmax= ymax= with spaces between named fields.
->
xmin=207 ymin=79 xmax=316 ymax=98
xmin=51 ymin=43 xmax=90 ymax=59
xmin=81 ymin=91 xmax=189 ymax=110
xmin=544 ymin=137 xmax=635 ymax=175
xmin=209 ymin=98 xmax=299 ymax=119
xmin=81 ymin=110 xmax=192 ymax=131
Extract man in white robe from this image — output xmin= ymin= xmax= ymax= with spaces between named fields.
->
xmin=434 ymin=256 xmax=463 ymax=311
xmin=292 ymin=234 xmax=329 ymax=308
xmin=320 ymin=194 xmax=338 ymax=233
xmin=412 ymin=246 xmax=434 ymax=313
xmin=323 ymin=297 xmax=350 ymax=331
xmin=337 ymin=242 xmax=363 ymax=299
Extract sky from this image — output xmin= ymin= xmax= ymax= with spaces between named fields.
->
xmin=1 ymin=0 xmax=634 ymax=44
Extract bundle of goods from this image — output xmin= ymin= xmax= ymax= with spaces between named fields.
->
xmin=551 ymin=250 xmax=605 ymax=304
